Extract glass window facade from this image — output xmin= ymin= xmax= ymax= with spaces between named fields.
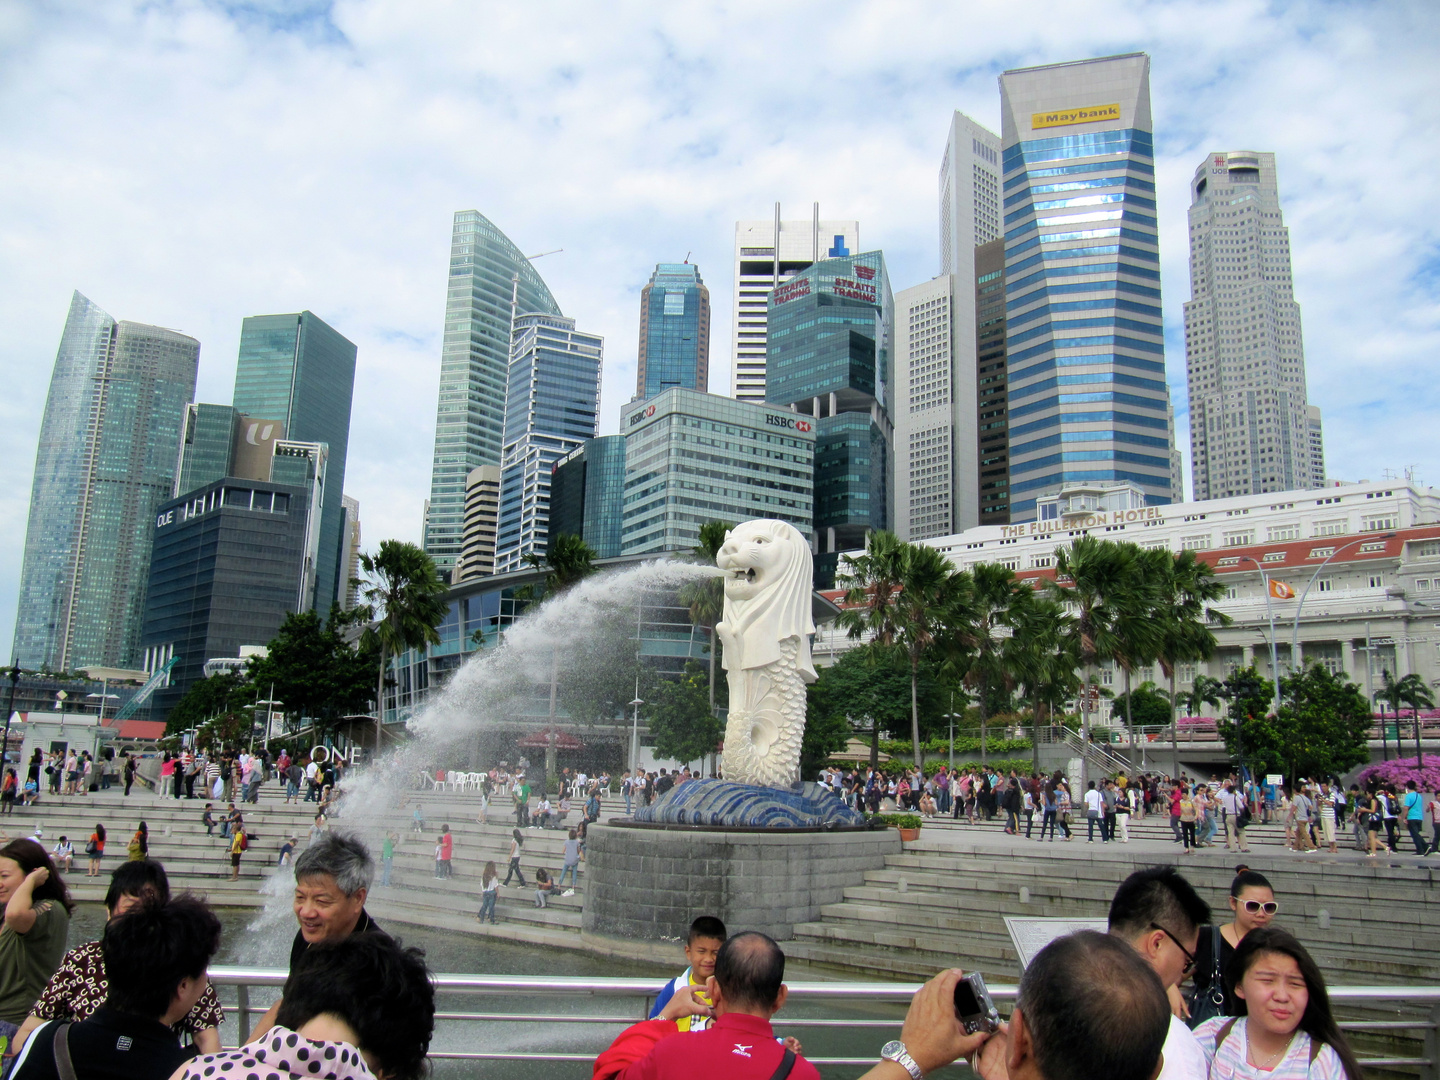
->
xmin=233 ymin=311 xmax=356 ymax=611
xmin=140 ymin=477 xmax=313 ymax=722
xmin=636 ymin=263 xmax=710 ymax=402
xmin=13 ymin=293 xmax=200 ymax=670
xmin=764 ymin=250 xmax=893 ymax=572
xmin=999 ymin=56 xmax=1175 ymax=520
xmin=493 ymin=314 xmax=603 ymax=574
xmin=425 ymin=211 xmax=562 ymax=575
xmin=175 ymin=404 xmax=242 ymax=498
xmin=620 ymin=389 xmax=813 ymax=556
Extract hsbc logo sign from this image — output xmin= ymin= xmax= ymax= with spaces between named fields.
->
xmin=766 ymin=414 xmax=813 ymax=433
xmin=628 ymin=404 xmax=658 ymax=427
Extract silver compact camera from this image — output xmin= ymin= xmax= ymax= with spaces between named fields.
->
xmin=953 ymin=971 xmax=1001 ymax=1034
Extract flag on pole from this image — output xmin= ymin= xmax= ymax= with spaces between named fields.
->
xmin=1269 ymin=578 xmax=1296 ymax=600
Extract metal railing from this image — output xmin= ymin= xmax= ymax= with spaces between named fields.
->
xmin=207 ymin=968 xmax=1440 ymax=1075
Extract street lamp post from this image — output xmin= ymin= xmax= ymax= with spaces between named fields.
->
xmin=1 ymin=662 xmax=20 ymax=770
xmin=256 ymin=685 xmax=283 ymax=751
xmin=629 ymin=684 xmax=644 ymax=777
xmin=1290 ymin=532 xmax=1397 ymax=668
xmin=1237 ymin=556 xmax=1283 ymax=721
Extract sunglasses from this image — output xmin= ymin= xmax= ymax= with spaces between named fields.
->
xmin=1150 ymin=923 xmax=1196 ymax=974
xmin=1240 ymin=900 xmax=1279 ymax=915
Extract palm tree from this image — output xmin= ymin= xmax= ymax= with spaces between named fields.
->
xmin=1049 ymin=536 xmax=1146 ymax=788
xmin=1109 ymin=546 xmax=1166 ymax=770
xmin=522 ymin=534 xmax=599 ymax=784
xmin=1376 ymin=668 xmax=1401 ymax=762
xmin=839 ymin=532 xmax=970 ymax=768
xmin=1394 ymin=672 xmax=1436 ymax=764
xmin=1011 ymin=593 xmax=1076 ymax=775
xmin=678 ymin=521 xmax=730 ymax=711
xmin=359 ymin=540 xmax=449 ymax=753
xmin=954 ymin=562 xmax=1030 ymax=769
xmin=1154 ymin=549 xmax=1231 ymax=779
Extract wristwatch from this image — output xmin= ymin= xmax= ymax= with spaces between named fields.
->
xmin=880 ymin=1040 xmax=924 ymax=1079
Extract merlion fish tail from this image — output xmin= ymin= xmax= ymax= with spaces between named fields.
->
xmin=721 ymin=638 xmax=804 ymax=788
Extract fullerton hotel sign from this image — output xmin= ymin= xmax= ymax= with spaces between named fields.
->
xmin=1000 ymin=505 xmax=1167 ymax=538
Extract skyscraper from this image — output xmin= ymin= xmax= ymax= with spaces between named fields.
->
xmin=493 ymin=313 xmax=603 ymax=574
xmin=233 ymin=311 xmax=356 ymax=612
xmin=425 ymin=210 xmax=563 ymax=576
xmin=975 ymin=240 xmax=1011 ymax=525
xmin=895 ymin=114 xmax=1004 ymax=540
xmin=636 ymin=262 xmax=710 ymax=402
xmin=341 ymin=494 xmax=362 ymax=607
xmin=1183 ymin=151 xmax=1322 ymax=500
xmin=456 ymin=466 xmax=501 ymax=582
xmin=549 ymin=436 xmax=626 ymax=559
xmin=765 ymin=250 xmax=893 ymax=583
xmin=730 ymin=206 xmax=860 ymax=403
xmin=998 ymin=54 xmax=1175 ymax=520
xmin=14 ymin=292 xmax=199 ymax=670
xmin=621 ymin=390 xmax=814 ymax=555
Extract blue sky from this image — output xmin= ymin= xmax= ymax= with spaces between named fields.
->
xmin=1 ymin=0 xmax=1437 ymax=661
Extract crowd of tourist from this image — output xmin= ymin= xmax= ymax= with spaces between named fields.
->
xmin=595 ymin=861 xmax=1364 ymax=1080
xmin=810 ymin=762 xmax=1440 ymax=856
xmin=0 ymin=832 xmax=435 ymax=1080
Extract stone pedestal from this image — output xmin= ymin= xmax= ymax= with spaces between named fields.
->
xmin=581 ymin=822 xmax=899 ymax=942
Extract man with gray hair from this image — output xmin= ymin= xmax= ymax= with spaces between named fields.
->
xmin=246 ymin=832 xmax=387 ymax=1043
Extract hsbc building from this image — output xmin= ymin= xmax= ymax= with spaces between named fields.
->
xmin=619 ymin=387 xmax=815 ymax=556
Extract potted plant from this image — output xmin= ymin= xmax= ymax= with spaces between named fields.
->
xmin=870 ymin=812 xmax=922 ymax=841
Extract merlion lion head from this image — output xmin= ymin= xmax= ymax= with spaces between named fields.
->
xmin=715 ymin=519 xmax=816 ymax=679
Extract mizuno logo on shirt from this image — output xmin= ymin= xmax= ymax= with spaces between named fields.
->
xmin=732 ymin=1044 xmax=752 ymax=1057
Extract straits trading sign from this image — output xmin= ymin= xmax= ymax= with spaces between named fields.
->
xmin=1000 ymin=505 xmax=1165 ymax=538
xmin=1031 ymin=103 xmax=1121 ymax=130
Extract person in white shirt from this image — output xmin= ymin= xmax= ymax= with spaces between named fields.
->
xmin=1105 ymin=865 xmax=1213 ymax=1080
xmin=1083 ymin=781 xmax=1105 ymax=843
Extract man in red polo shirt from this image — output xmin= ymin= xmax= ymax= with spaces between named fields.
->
xmin=606 ymin=932 xmax=819 ymax=1080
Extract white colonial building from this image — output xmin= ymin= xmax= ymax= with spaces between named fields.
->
xmin=817 ymin=479 xmax=1440 ymax=720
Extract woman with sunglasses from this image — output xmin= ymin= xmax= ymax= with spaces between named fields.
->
xmin=1190 ymin=870 xmax=1278 ymax=1021
xmin=1194 ymin=927 xmax=1362 ymax=1080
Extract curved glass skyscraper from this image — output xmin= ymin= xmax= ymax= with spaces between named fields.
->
xmin=425 ymin=210 xmax=562 ymax=575
xmin=14 ymin=291 xmax=199 ymax=670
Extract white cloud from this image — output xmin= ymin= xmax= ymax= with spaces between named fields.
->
xmin=1 ymin=0 xmax=1436 ymax=658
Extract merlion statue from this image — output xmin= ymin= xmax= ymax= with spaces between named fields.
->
xmin=715 ymin=519 xmax=817 ymax=788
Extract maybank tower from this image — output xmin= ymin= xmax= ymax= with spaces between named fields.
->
xmin=998 ymin=54 xmax=1177 ymax=520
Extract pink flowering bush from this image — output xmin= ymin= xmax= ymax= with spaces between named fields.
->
xmin=1355 ymin=755 xmax=1440 ymax=793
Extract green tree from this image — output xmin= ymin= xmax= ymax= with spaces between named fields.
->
xmin=1274 ymin=665 xmax=1373 ymax=781
xmin=359 ymin=540 xmax=449 ymax=752
xmin=678 ymin=520 xmax=730 ymax=712
xmin=164 ymin=671 xmax=249 ymax=737
xmin=1154 ymin=549 xmax=1231 ymax=778
xmin=247 ymin=606 xmax=378 ymax=743
xmin=1109 ymin=546 xmax=1166 ymax=760
xmin=951 ymin=562 xmax=1029 ymax=769
xmin=644 ymin=662 xmax=723 ymax=765
xmin=1108 ymin=682 xmax=1174 ymax=728
xmin=809 ymin=643 xmax=935 ymax=769
xmin=1012 ymin=596 xmax=1079 ymax=774
xmin=1394 ymin=672 xmax=1436 ymax=762
xmin=1049 ymin=536 xmax=1147 ymax=786
xmin=838 ymin=532 xmax=970 ymax=768
xmin=1217 ymin=666 xmax=1278 ymax=778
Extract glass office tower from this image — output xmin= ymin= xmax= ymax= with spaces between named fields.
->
xmin=765 ymin=251 xmax=892 ymax=582
xmin=425 ymin=210 xmax=563 ymax=576
xmin=549 ymin=435 xmax=626 ymax=559
xmin=14 ymin=291 xmax=200 ymax=670
xmin=233 ymin=311 xmax=356 ymax=611
xmin=998 ymin=54 xmax=1175 ymax=520
xmin=635 ymin=262 xmax=710 ymax=402
xmin=493 ymin=314 xmax=603 ymax=573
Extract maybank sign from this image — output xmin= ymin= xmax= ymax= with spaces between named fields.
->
xmin=1031 ymin=103 xmax=1121 ymax=130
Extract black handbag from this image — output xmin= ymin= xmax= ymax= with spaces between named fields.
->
xmin=1187 ymin=925 xmax=1227 ymax=1028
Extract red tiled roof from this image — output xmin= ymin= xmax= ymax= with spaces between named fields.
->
xmin=117 ymin=720 xmax=166 ymax=740
xmin=1199 ymin=524 xmax=1440 ymax=575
